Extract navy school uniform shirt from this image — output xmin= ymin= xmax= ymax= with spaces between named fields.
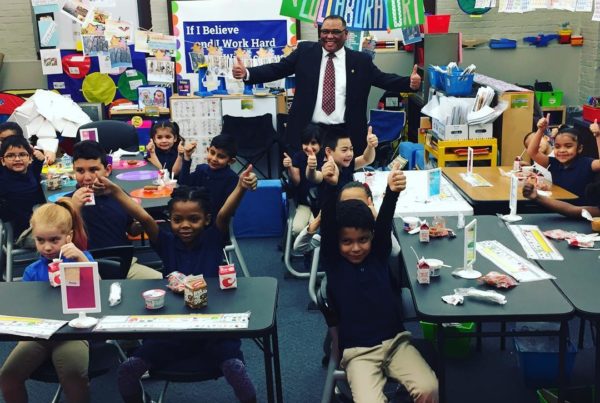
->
xmin=0 ymin=158 xmax=46 ymax=237
xmin=23 ymin=251 xmax=95 ymax=282
xmin=66 ymin=191 xmax=132 ymax=249
xmin=151 ymin=147 xmax=179 ymax=174
xmin=548 ymin=156 xmax=595 ymax=204
xmin=321 ymin=183 xmax=403 ymax=350
xmin=151 ymin=224 xmax=226 ymax=277
xmin=178 ymin=160 xmax=238 ymax=218
xmin=291 ymin=151 xmax=322 ymax=206
xmin=318 ymin=158 xmax=355 ymax=209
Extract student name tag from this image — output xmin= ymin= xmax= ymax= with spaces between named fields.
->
xmin=68 ymin=67 xmax=80 ymax=75
xmin=65 ymin=267 xmax=80 ymax=287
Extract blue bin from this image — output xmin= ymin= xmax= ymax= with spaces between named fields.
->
xmin=233 ymin=180 xmax=286 ymax=238
xmin=427 ymin=66 xmax=445 ymax=91
xmin=514 ymin=337 xmax=577 ymax=387
xmin=399 ymin=142 xmax=423 ymax=170
xmin=444 ymin=71 xmax=475 ymax=96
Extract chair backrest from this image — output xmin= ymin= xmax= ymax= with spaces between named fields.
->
xmin=222 ymin=114 xmax=276 ymax=151
xmin=89 ymin=245 xmax=134 ymax=280
xmin=76 ymin=120 xmax=139 ymax=154
xmin=368 ymin=109 xmax=406 ymax=143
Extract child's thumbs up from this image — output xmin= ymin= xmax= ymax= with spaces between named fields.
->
xmin=412 ymin=64 xmax=418 ymax=75
xmin=388 ymin=163 xmax=406 ymax=193
xmin=366 ymin=126 xmax=378 ymax=148
xmin=591 ymin=118 xmax=600 ymax=137
xmin=282 ymin=152 xmax=292 ymax=168
xmin=240 ymin=164 xmax=257 ymax=190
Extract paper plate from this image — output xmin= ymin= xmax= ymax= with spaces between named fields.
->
xmin=82 ymin=73 xmax=117 ymax=105
xmin=115 ymin=170 xmax=159 ymax=181
xmin=130 ymin=187 xmax=173 ymax=198
xmin=112 ymin=160 xmax=148 ymax=170
xmin=117 ymin=70 xmax=147 ymax=101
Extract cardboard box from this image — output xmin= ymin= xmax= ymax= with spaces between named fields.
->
xmin=432 ymin=118 xmax=468 ymax=140
xmin=468 ymin=123 xmax=493 ymax=139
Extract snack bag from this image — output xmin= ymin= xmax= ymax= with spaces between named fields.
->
xmin=48 ymin=259 xmax=62 ymax=287
xmin=219 ymin=264 xmax=237 ymax=289
xmin=478 ymin=271 xmax=517 ymax=289
xmin=166 ymin=271 xmax=187 ymax=293
xmin=184 ymin=274 xmax=208 ymax=308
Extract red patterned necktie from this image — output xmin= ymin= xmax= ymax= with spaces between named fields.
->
xmin=322 ymin=53 xmax=336 ymax=115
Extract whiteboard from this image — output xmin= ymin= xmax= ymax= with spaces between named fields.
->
xmin=53 ymin=0 xmax=140 ymax=49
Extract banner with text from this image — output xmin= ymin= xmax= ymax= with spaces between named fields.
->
xmin=280 ymin=0 xmax=321 ymax=22
xmin=182 ymin=20 xmax=287 ymax=73
xmin=386 ymin=0 xmax=424 ymax=29
xmin=318 ymin=0 xmax=389 ymax=30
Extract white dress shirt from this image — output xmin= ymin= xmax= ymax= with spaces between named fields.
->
xmin=311 ymin=47 xmax=347 ymax=125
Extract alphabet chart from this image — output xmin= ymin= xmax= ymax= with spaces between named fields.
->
xmin=508 ymin=224 xmax=564 ymax=260
xmin=93 ymin=312 xmax=250 ymax=331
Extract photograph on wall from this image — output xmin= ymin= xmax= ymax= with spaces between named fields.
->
xmin=36 ymin=11 xmax=59 ymax=49
xmin=82 ymin=14 xmax=109 ymax=56
xmin=40 ymin=49 xmax=63 ymax=75
xmin=134 ymin=30 xmax=151 ymax=53
xmin=146 ymin=58 xmax=175 ymax=84
xmin=105 ymin=19 xmax=132 ymax=42
xmin=61 ymin=0 xmax=92 ymax=24
xmin=79 ymin=128 xmax=99 ymax=142
xmin=107 ymin=36 xmax=132 ymax=68
xmin=138 ymin=86 xmax=168 ymax=109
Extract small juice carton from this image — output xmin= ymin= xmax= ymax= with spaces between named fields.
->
xmin=85 ymin=190 xmax=95 ymax=206
xmin=419 ymin=222 xmax=430 ymax=243
xmin=48 ymin=259 xmax=62 ymax=287
xmin=219 ymin=264 xmax=237 ymax=290
xmin=184 ymin=275 xmax=208 ymax=308
xmin=417 ymin=258 xmax=430 ymax=284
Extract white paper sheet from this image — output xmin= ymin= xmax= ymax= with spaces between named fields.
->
xmin=93 ymin=312 xmax=251 ymax=331
xmin=0 ymin=315 xmax=67 ymax=339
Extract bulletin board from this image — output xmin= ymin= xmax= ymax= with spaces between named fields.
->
xmin=168 ymin=0 xmax=296 ymax=93
xmin=32 ymin=0 xmax=147 ymax=52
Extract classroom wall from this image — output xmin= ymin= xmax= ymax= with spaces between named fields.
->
xmin=1 ymin=1 xmax=599 ymax=107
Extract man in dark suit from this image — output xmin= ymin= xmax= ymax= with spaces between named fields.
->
xmin=232 ymin=15 xmax=421 ymax=154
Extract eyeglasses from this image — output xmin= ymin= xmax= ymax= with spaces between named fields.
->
xmin=3 ymin=152 xmax=30 ymax=160
xmin=320 ymin=29 xmax=346 ymax=36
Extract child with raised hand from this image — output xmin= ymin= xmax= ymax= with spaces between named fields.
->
xmin=0 ymin=199 xmax=93 ymax=403
xmin=178 ymin=133 xmax=239 ymax=219
xmin=523 ymin=178 xmax=600 ymax=218
xmin=145 ymin=121 xmax=183 ymax=177
xmin=527 ymin=115 xmax=600 ymax=203
xmin=319 ymin=163 xmax=437 ymax=403
xmin=99 ymin=166 xmax=258 ymax=403
xmin=283 ymin=123 xmax=323 ymax=236
xmin=0 ymin=135 xmax=47 ymax=240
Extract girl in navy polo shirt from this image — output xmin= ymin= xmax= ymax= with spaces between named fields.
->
xmin=99 ymin=166 xmax=258 ymax=403
xmin=145 ymin=121 xmax=184 ymax=177
xmin=0 ymin=199 xmax=93 ymax=403
xmin=527 ymin=116 xmax=600 ymax=204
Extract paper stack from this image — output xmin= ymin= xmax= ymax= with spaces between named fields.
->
xmin=8 ymin=90 xmax=92 ymax=152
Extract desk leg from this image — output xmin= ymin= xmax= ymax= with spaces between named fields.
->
xmin=271 ymin=319 xmax=283 ymax=403
xmin=437 ymin=326 xmax=446 ymax=403
xmin=558 ymin=321 xmax=567 ymax=403
xmin=263 ymin=334 xmax=275 ymax=403
xmin=590 ymin=319 xmax=600 ymax=403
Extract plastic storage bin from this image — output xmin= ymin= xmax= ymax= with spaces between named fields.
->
xmin=514 ymin=335 xmax=577 ymax=387
xmin=420 ymin=322 xmax=475 ymax=358
xmin=535 ymin=90 xmax=564 ymax=107
xmin=427 ymin=66 xmax=445 ymax=90
xmin=423 ymin=15 xmax=451 ymax=34
xmin=583 ymin=104 xmax=600 ymax=123
xmin=443 ymin=71 xmax=474 ymax=96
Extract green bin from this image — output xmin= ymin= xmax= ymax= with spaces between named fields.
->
xmin=535 ymin=90 xmax=564 ymax=106
xmin=420 ymin=321 xmax=475 ymax=358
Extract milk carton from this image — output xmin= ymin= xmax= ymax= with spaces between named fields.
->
xmin=219 ymin=264 xmax=237 ymax=289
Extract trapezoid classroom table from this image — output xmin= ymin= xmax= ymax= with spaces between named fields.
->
xmin=0 ymin=277 xmax=283 ymax=403
xmin=510 ymin=214 xmax=600 ymax=403
xmin=393 ymin=216 xmax=574 ymax=403
xmin=442 ymin=166 xmax=578 ymax=215
xmin=354 ymin=170 xmax=473 ymax=217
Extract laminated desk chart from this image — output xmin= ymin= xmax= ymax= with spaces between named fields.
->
xmin=93 ymin=312 xmax=251 ymax=331
xmin=476 ymin=241 xmax=555 ymax=282
xmin=0 ymin=315 xmax=67 ymax=339
xmin=508 ymin=224 xmax=564 ymax=260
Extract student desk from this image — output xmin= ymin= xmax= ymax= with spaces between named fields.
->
xmin=0 ymin=277 xmax=283 ymax=403
xmin=510 ymin=214 xmax=600 ymax=402
xmin=44 ymin=156 xmax=170 ymax=213
xmin=393 ymin=216 xmax=574 ymax=403
xmin=354 ymin=170 xmax=473 ymax=217
xmin=442 ymin=166 xmax=578 ymax=215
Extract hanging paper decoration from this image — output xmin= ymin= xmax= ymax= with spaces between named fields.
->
xmin=62 ymin=54 xmax=91 ymax=79
xmin=117 ymin=70 xmax=147 ymax=101
xmin=82 ymin=72 xmax=117 ymax=105
xmin=386 ymin=0 xmax=425 ymax=29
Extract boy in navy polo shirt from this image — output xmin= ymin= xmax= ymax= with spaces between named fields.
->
xmin=178 ymin=133 xmax=239 ymax=219
xmin=68 ymin=141 xmax=162 ymax=279
xmin=0 ymin=135 xmax=46 ymax=240
xmin=320 ymin=164 xmax=438 ymax=403
xmin=308 ymin=126 xmax=379 ymax=207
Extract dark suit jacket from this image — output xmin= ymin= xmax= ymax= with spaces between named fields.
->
xmin=246 ymin=41 xmax=414 ymax=153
